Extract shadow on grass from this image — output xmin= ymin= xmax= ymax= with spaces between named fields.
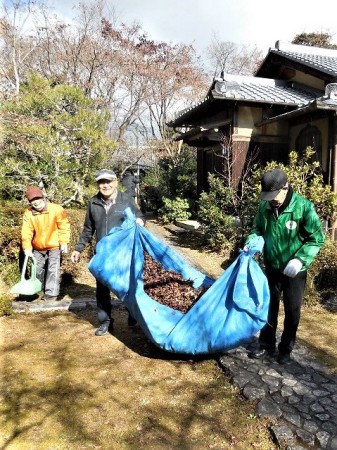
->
xmin=0 ymin=310 xmax=271 ymax=450
xmin=1 ymin=319 xmax=102 ymax=448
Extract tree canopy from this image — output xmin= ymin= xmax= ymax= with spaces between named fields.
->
xmin=292 ymin=32 xmax=337 ymax=49
xmin=0 ymin=74 xmax=116 ymax=204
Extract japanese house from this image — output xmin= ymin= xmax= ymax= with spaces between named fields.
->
xmin=168 ymin=41 xmax=337 ymax=197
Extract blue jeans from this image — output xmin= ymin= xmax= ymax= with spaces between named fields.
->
xmin=259 ymin=267 xmax=307 ymax=355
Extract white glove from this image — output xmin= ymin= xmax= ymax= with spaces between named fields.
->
xmin=60 ymin=244 xmax=68 ymax=254
xmin=24 ymin=249 xmax=34 ymax=257
xmin=283 ymin=259 xmax=303 ymax=278
xmin=71 ymin=250 xmax=81 ymax=263
xmin=136 ymin=218 xmax=144 ymax=227
xmin=243 ymin=245 xmax=249 ymax=253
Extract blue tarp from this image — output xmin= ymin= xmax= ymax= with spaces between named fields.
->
xmin=88 ymin=209 xmax=270 ymax=355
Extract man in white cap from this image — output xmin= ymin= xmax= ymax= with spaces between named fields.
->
xmin=245 ymin=168 xmax=324 ymax=364
xmin=71 ymin=169 xmax=145 ymax=336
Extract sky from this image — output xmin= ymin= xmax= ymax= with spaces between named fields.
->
xmin=52 ymin=0 xmax=337 ymax=58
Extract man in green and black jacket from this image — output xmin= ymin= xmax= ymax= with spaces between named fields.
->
xmin=246 ymin=168 xmax=325 ymax=364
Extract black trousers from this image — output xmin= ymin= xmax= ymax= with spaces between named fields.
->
xmin=259 ymin=267 xmax=307 ymax=355
xmin=96 ymin=280 xmax=112 ymax=325
xmin=96 ymin=279 xmax=134 ymax=325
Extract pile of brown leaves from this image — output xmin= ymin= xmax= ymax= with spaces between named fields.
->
xmin=143 ymin=252 xmax=206 ymax=313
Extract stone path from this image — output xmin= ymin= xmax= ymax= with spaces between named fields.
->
xmin=12 ymin=296 xmax=98 ymax=314
xmin=219 ymin=339 xmax=337 ymax=450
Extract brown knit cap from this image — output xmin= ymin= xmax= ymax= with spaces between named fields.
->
xmin=26 ymin=186 xmax=44 ymax=201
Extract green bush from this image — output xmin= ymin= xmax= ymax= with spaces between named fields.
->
xmin=197 ymin=176 xmax=237 ymax=253
xmin=1 ymin=74 xmax=116 ymax=205
xmin=0 ymin=207 xmax=24 ymax=287
xmin=256 ymin=149 xmax=337 ymax=222
xmin=305 ymin=235 xmax=337 ymax=305
xmin=141 ymin=146 xmax=197 ymax=213
xmin=158 ymin=197 xmax=191 ymax=224
xmin=0 ymin=296 xmax=14 ymax=316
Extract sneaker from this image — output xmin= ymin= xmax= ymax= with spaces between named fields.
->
xmin=277 ymin=352 xmax=291 ymax=365
xmin=95 ymin=322 xmax=113 ymax=336
xmin=249 ymin=346 xmax=275 ymax=359
xmin=128 ymin=315 xmax=137 ymax=327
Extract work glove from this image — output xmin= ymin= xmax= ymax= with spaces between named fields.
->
xmin=24 ymin=249 xmax=34 ymax=257
xmin=60 ymin=244 xmax=68 ymax=254
xmin=71 ymin=250 xmax=81 ymax=263
xmin=136 ymin=218 xmax=145 ymax=227
xmin=283 ymin=258 xmax=303 ymax=278
xmin=242 ymin=236 xmax=263 ymax=254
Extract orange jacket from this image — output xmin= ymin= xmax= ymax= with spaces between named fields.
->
xmin=21 ymin=202 xmax=70 ymax=251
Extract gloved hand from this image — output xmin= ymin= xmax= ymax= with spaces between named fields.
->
xmin=243 ymin=236 xmax=262 ymax=252
xmin=136 ymin=218 xmax=145 ymax=227
xmin=283 ymin=259 xmax=303 ymax=278
xmin=71 ymin=250 xmax=81 ymax=263
xmin=60 ymin=244 xmax=68 ymax=254
xmin=24 ymin=249 xmax=34 ymax=257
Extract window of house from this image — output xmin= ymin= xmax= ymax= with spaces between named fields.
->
xmin=295 ymin=124 xmax=322 ymax=164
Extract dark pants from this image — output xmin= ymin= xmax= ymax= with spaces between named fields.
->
xmin=96 ymin=279 xmax=135 ymax=326
xmin=96 ymin=280 xmax=112 ymax=325
xmin=259 ymin=267 xmax=307 ymax=355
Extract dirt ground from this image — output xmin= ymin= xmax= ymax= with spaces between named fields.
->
xmin=0 ymin=218 xmax=335 ymax=449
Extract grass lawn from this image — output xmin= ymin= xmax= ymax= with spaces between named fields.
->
xmin=1 ymin=309 xmax=276 ymax=450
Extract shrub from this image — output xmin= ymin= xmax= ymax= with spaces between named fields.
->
xmin=305 ymin=235 xmax=337 ymax=305
xmin=197 ymin=176 xmax=237 ymax=253
xmin=0 ymin=207 xmax=24 ymax=287
xmin=0 ymin=295 xmax=14 ymax=316
xmin=141 ymin=146 xmax=197 ymax=213
xmin=255 ymin=149 xmax=337 ymax=223
xmin=158 ymin=197 xmax=191 ymax=224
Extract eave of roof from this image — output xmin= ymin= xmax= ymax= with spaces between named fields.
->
xmin=174 ymin=128 xmax=221 ymax=147
xmin=255 ymin=96 xmax=337 ymax=126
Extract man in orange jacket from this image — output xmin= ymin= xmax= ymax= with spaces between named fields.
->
xmin=21 ymin=186 xmax=70 ymax=300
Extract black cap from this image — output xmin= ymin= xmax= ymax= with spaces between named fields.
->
xmin=260 ymin=169 xmax=287 ymax=201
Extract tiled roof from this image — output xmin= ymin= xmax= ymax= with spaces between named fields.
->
xmin=274 ymin=50 xmax=337 ymax=75
xmin=170 ymin=75 xmax=321 ymax=124
xmin=271 ymin=41 xmax=337 ymax=77
xmin=212 ymin=76 xmax=320 ymax=105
